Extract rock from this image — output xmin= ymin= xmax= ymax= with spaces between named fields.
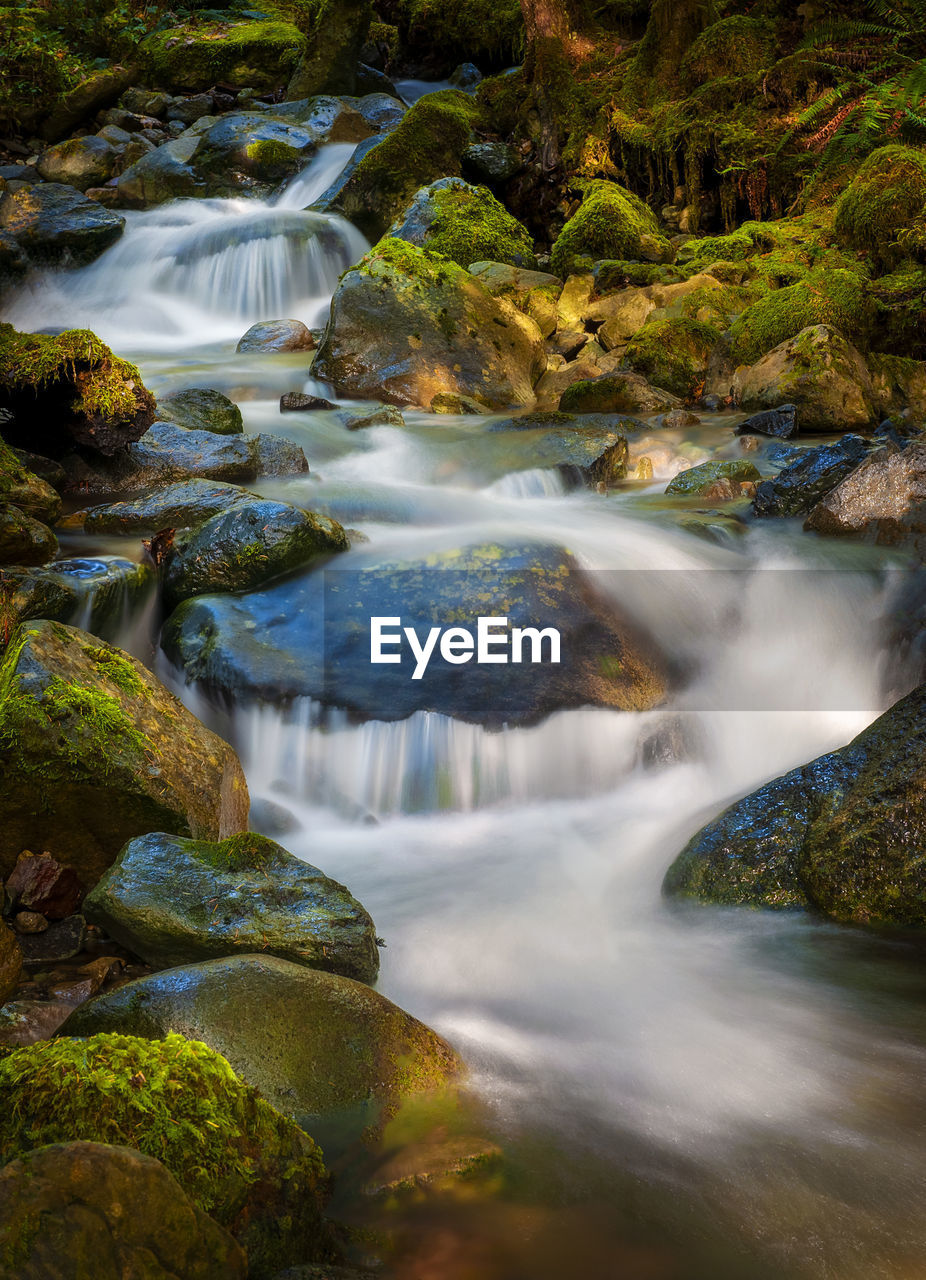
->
xmin=0 ymin=557 xmax=154 ymax=639
xmin=727 ymin=268 xmax=872 ymax=367
xmin=0 ymin=1033 xmax=333 ymax=1276
xmin=6 ymin=850 xmax=84 ymax=918
xmin=462 ymin=141 xmax=521 ymax=184
xmin=450 ymin=61 xmax=483 ymax=89
xmin=10 ymin=447 xmax=67 ymax=490
xmin=64 ymin=955 xmax=461 ymax=1156
xmin=0 ymin=1142 xmax=247 ymax=1280
xmin=0 ymin=920 xmax=22 ymax=1002
xmin=0 ymin=184 xmax=125 ymax=266
xmin=73 ymin=479 xmax=257 ymax=534
xmin=486 ymin=411 xmax=633 ymax=487
xmin=734 ymin=403 xmax=798 ymax=439
xmin=0 ymin=438 xmax=62 ymax=523
xmin=237 ymin=319 xmax=316 ymax=352
xmin=752 ymin=436 xmax=870 ymax=518
xmin=138 ymin=20 xmax=307 ymax=93
xmin=167 ymin=92 xmax=215 ymax=126
xmin=84 ymin=831 xmax=379 ymax=982
xmin=36 ymin=136 xmax=118 ymax=191
xmin=0 ymin=325 xmax=155 ymax=458
xmin=664 ymin=682 xmax=926 ymax=926
xmin=286 ymin=0 xmax=372 ymax=97
xmin=344 ymin=405 xmax=404 ymax=429
xmin=835 ymin=144 xmax=926 ymax=272
xmin=161 ymin=541 xmax=667 ymax=726
xmin=732 ymin=325 xmax=877 ymax=433
xmin=0 ymin=231 xmax=29 ymax=292
xmin=0 ymin=621 xmax=249 ymax=885
xmin=61 ymin=421 xmax=308 ymax=494
xmin=659 ymin=409 xmax=701 ymax=429
xmin=386 ymin=177 xmax=535 ymax=269
xmin=468 ymin=260 xmax=561 ymax=300
xmin=623 ymin=317 xmax=721 ymax=400
xmin=162 ymin=499 xmax=349 ymax=608
xmin=39 ymin=67 xmax=134 ymax=142
xmin=18 ymin=914 xmax=86 ymax=964
xmin=12 ymin=910 xmax=47 ymax=933
xmin=0 ymin=999 xmax=75 ymax=1046
xmin=115 ymin=135 xmax=204 ymax=207
xmin=280 ymin=393 xmax=337 ymax=412
xmin=157 ymin=387 xmax=244 ymax=435
xmin=0 ymin=503 xmax=57 ymax=566
xmin=665 ymin=459 xmax=760 ymax=496
xmin=195 ymin=114 xmax=318 ymax=189
xmin=429 ymin=391 xmax=485 ymax=414
xmin=587 ymin=273 xmax=724 ymax=349
xmin=550 ymin=181 xmax=673 ymax=277
xmin=805 ymin=441 xmax=926 ymax=550
xmin=332 ymin=90 xmax=479 ymax=239
xmin=558 ymin=372 xmax=681 ymax=415
xmin=313 ymin=239 xmax=545 ymax=410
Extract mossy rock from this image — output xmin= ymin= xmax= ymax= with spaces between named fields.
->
xmin=0 ymin=620 xmax=249 ymax=884
xmin=138 ymin=21 xmax=307 ymax=94
xmin=728 ymin=269 xmax=873 ymax=366
xmin=550 ymin=182 xmax=673 ymax=278
xmin=162 ymin=498 xmax=348 ymax=607
xmin=63 ymin=955 xmax=461 ymax=1158
xmin=84 ymin=831 xmax=379 ymax=982
xmin=558 ymin=372 xmax=680 ymax=416
xmin=0 ymin=324 xmax=155 ymax=458
xmin=286 ymin=0 xmax=373 ymax=98
xmin=387 ymin=177 xmax=535 ymax=269
xmin=157 ymin=387 xmax=243 ymax=436
xmin=0 ymin=1141 xmax=246 ymax=1279
xmin=0 ymin=503 xmax=57 ymax=567
xmin=36 ymin=135 xmax=118 ymax=192
xmin=73 ymin=480 xmax=257 ymax=535
xmin=664 ymin=682 xmax=926 ymax=927
xmin=333 ymin=90 xmax=481 ymax=239
xmin=0 ymin=558 xmax=154 ymax=651
xmin=835 ymin=145 xmax=926 ymax=271
xmin=665 ymin=459 xmax=760 ymax=496
xmin=0 ymin=1033 xmax=334 ymax=1277
xmin=624 ymin=317 xmax=721 ymax=400
xmin=0 ymin=436 xmax=61 ymax=524
xmin=194 ymin=114 xmax=318 ymax=188
xmin=681 ymin=15 xmax=776 ymax=87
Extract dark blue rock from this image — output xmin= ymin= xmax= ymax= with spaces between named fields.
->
xmin=752 ymin=435 xmax=869 ymax=518
xmin=735 ymin=403 xmax=798 ymax=439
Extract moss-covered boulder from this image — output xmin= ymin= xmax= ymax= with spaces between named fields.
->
xmin=332 ymin=90 xmax=480 ymax=239
xmin=313 ymin=239 xmax=545 ymax=409
xmin=0 ymin=437 xmax=61 ymax=523
xmin=835 ymin=145 xmax=926 ymax=271
xmin=71 ymin=480 xmax=256 ymax=535
xmin=623 ymin=317 xmax=721 ymax=400
xmin=162 ymin=499 xmax=349 ymax=609
xmin=0 ymin=503 xmax=57 ymax=566
xmin=550 ymin=182 xmax=673 ymax=278
xmin=0 ymin=1141 xmax=247 ymax=1279
xmin=681 ymin=15 xmax=775 ymax=87
xmin=664 ymin=682 xmax=926 ymax=927
xmin=138 ymin=21 xmax=307 ymax=94
xmin=665 ymin=459 xmax=760 ymax=497
xmin=39 ymin=66 xmax=135 ymax=143
xmin=0 ymin=621 xmax=249 ymax=883
xmin=804 ymin=440 xmax=926 ymax=550
xmin=728 ymin=269 xmax=872 ymax=366
xmin=156 ymin=388 xmax=243 ymax=436
xmin=36 ymin=136 xmax=118 ymax=192
xmin=732 ymin=325 xmax=877 ymax=433
xmin=387 ymin=177 xmax=535 ymax=269
xmin=0 ymin=1033 xmax=334 ymax=1277
xmin=0 ymin=326 xmax=155 ymax=458
xmin=64 ymin=955 xmax=461 ymax=1156
xmin=0 ymin=184 xmax=125 ymax=267
xmin=558 ymin=371 xmax=680 ymax=415
xmin=286 ymin=0 xmax=372 ymax=97
xmin=194 ymin=114 xmax=318 ymax=190
xmin=84 ymin=831 xmax=378 ymax=981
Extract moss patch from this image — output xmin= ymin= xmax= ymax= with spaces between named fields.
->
xmin=728 ymin=268 xmax=872 ymax=366
xmin=421 ymin=183 xmax=535 ymax=269
xmin=835 ymin=145 xmax=926 ymax=271
xmin=550 ymin=181 xmax=672 ymax=277
xmin=624 ymin=317 xmax=721 ymax=399
xmin=138 ymin=20 xmax=306 ymax=93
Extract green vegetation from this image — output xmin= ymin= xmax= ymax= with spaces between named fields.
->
xmin=422 ymin=183 xmax=535 ymax=269
xmin=551 ymin=181 xmax=672 ymax=277
xmin=394 ymin=0 xmax=523 ymax=71
xmin=624 ymin=317 xmax=722 ymax=399
xmin=834 ymin=144 xmax=926 ymax=269
xmin=728 ymin=267 xmax=872 ymax=365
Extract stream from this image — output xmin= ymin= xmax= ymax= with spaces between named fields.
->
xmin=8 ymin=143 xmax=926 ymax=1279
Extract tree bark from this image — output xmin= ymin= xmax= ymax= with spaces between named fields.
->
xmin=518 ymin=0 xmax=591 ymax=172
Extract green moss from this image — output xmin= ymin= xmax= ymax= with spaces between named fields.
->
xmin=421 ymin=183 xmax=534 ymax=269
xmin=358 ymin=236 xmax=460 ymax=289
xmin=244 ymin=139 xmax=302 ymax=175
xmin=138 ymin=20 xmax=307 ymax=93
xmin=728 ymin=267 xmax=872 ymax=365
xmin=835 ymin=145 xmax=926 ymax=271
xmin=550 ymin=181 xmax=672 ymax=278
xmin=395 ymin=0 xmax=523 ymax=70
xmin=594 ymin=260 xmax=684 ymax=292
xmin=681 ymin=16 xmax=776 ymax=87
xmin=194 ymin=831 xmax=281 ymax=874
xmin=86 ymin=644 xmax=146 ymax=698
xmin=624 ymin=317 xmax=722 ymax=399
xmin=665 ymin=459 xmax=760 ymax=496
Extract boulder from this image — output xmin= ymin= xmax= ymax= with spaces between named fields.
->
xmin=664 ymin=682 xmax=926 ymax=927
xmin=0 ymin=621 xmax=249 ymax=884
xmin=0 ymin=1033 xmax=333 ymax=1276
xmin=312 ymin=239 xmax=545 ymax=410
xmin=157 ymin=388 xmax=244 ymax=435
xmin=734 ymin=403 xmax=797 ymax=439
xmin=727 ymin=269 xmax=872 ymax=366
xmin=752 ymin=435 xmax=869 ymax=518
xmin=732 ymin=324 xmax=877 ymax=433
xmin=485 ymin=411 xmax=633 ymax=487
xmin=0 ymin=326 xmax=155 ymax=457
xmin=0 ymin=1142 xmax=246 ymax=1280
xmin=462 ymin=141 xmax=522 ymax=184
xmin=280 ymin=392 xmax=337 ymax=412
xmin=550 ymin=181 xmax=673 ymax=277
xmin=558 ymin=372 xmax=680 ymax=415
xmin=162 ymin=499 xmax=349 ymax=608
xmin=194 ymin=114 xmax=318 ymax=189
xmin=138 ymin=21 xmax=307 ymax=93
xmin=116 ymin=135 xmax=204 ymax=207
xmin=0 ymin=503 xmax=57 ymax=566
xmin=237 ymin=319 xmax=316 ymax=353
xmin=805 ymin=441 xmax=926 ymax=551
xmin=5 ymin=849 xmax=84 ymax=918
xmin=835 ymin=145 xmax=926 ymax=271
xmin=0 ymin=185 xmax=125 ymax=266
xmin=72 ymin=479 xmax=256 ymax=534
xmin=386 ymin=177 xmax=535 ymax=269
xmin=0 ymin=557 xmax=154 ymax=641
xmin=665 ymin=459 xmax=760 ymax=496
xmin=167 ymin=92 xmax=215 ymax=126
xmin=343 ymin=405 xmax=404 ymax=429
xmin=16 ymin=914 xmax=86 ymax=964
xmin=36 ymin=136 xmax=118 ymax=191
xmin=0 ymin=920 xmax=22 ymax=1003
xmin=623 ymin=317 xmax=721 ymax=400
xmin=160 ymin=541 xmax=667 ymax=726
xmin=39 ymin=67 xmax=135 ymax=142
xmin=84 ymin=831 xmax=379 ymax=981
xmin=64 ymin=955 xmax=461 ymax=1155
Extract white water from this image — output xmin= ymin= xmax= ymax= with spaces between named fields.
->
xmin=14 ymin=139 xmax=926 ymax=1276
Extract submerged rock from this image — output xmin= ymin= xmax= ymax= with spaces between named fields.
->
xmin=65 ymin=955 xmax=461 ymax=1156
xmin=0 ymin=184 xmax=125 ymax=266
xmin=157 ymin=387 xmax=244 ymax=435
xmin=313 ymin=238 xmax=545 ymax=410
xmin=805 ymin=441 xmax=926 ymax=550
xmin=752 ymin=435 xmax=869 ymax=518
xmin=664 ymin=682 xmax=926 ymax=927
xmin=84 ymin=831 xmax=379 ymax=982
xmin=665 ymin=459 xmax=760 ymax=496
xmin=0 ymin=621 xmax=248 ymax=884
xmin=0 ymin=1142 xmax=247 ymax=1280
xmin=161 ymin=541 xmax=667 ymax=727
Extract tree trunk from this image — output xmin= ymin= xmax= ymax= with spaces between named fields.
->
xmin=518 ymin=0 xmax=591 ymax=172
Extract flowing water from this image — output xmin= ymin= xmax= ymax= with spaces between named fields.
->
xmin=9 ymin=144 xmax=926 ymax=1278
